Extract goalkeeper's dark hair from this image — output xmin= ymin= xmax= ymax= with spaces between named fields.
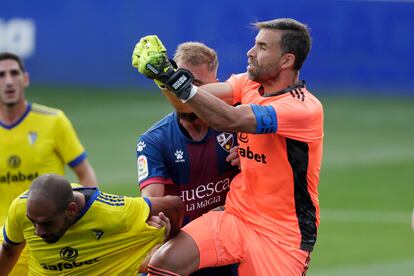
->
xmin=253 ymin=18 xmax=311 ymax=71
xmin=0 ymin=52 xmax=26 ymax=72
xmin=173 ymin=42 xmax=218 ymax=75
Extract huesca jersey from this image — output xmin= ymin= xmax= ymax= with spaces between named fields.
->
xmin=225 ymin=73 xmax=324 ymax=252
xmin=137 ymin=112 xmax=239 ymax=225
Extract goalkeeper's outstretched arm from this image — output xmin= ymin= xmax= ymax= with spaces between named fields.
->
xmin=161 ymin=89 xmax=192 ymax=113
xmin=184 ymin=84 xmax=257 ymax=133
xmin=132 ymin=35 xmax=256 ymax=133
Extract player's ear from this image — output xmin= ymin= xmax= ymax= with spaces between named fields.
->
xmin=281 ymin=53 xmax=295 ymax=69
xmin=66 ymin=201 xmax=78 ymax=217
xmin=23 ymin=72 xmax=30 ymax=88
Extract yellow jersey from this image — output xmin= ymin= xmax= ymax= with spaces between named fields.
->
xmin=0 ymin=103 xmax=86 ymax=225
xmin=3 ymin=185 xmax=164 ymax=275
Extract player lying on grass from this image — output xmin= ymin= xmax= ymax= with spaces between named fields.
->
xmin=0 ymin=174 xmax=184 ymax=275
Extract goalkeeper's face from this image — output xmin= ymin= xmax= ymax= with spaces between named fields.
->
xmin=247 ymin=29 xmax=288 ymax=83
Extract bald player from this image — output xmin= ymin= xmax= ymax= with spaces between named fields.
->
xmin=0 ymin=174 xmax=184 ymax=275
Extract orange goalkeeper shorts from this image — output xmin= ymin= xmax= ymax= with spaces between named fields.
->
xmin=182 ymin=210 xmax=311 ymax=276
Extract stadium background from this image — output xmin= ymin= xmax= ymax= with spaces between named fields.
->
xmin=2 ymin=0 xmax=413 ymax=275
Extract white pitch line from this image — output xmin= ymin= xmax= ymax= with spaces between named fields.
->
xmin=320 ymin=209 xmax=412 ymax=224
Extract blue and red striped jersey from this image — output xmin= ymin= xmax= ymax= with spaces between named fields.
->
xmin=137 ymin=112 xmax=239 ymax=225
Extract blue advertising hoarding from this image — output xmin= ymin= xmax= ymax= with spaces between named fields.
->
xmin=1 ymin=0 xmax=413 ymax=94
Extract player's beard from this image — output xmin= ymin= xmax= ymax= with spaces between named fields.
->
xmin=42 ymin=217 xmax=72 ymax=244
xmin=247 ymin=57 xmax=283 ymax=84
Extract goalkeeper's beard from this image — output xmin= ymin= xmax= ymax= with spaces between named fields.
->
xmin=247 ymin=57 xmax=283 ymax=84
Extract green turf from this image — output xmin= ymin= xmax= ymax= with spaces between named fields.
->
xmin=27 ymin=87 xmax=414 ymax=275
xmin=28 ymin=86 xmax=174 ymax=195
xmin=311 ymin=97 xmax=414 ymax=275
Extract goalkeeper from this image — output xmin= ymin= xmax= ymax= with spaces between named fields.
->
xmin=133 ymin=18 xmax=324 ymax=276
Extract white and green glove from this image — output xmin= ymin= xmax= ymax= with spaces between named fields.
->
xmin=132 ymin=35 xmax=197 ymax=102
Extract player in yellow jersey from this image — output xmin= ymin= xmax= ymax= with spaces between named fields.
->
xmin=0 ymin=174 xmax=184 ymax=275
xmin=0 ymin=52 xmax=98 ymax=275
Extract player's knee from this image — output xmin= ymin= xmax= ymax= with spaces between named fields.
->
xmin=149 ymin=233 xmax=200 ymax=274
xmin=149 ymin=242 xmax=178 ymax=271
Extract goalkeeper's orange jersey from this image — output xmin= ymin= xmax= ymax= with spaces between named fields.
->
xmin=225 ymin=73 xmax=323 ymax=251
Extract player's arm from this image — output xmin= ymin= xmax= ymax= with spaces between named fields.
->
xmin=56 ymin=111 xmax=98 ymax=186
xmin=141 ymin=183 xmax=165 ymax=197
xmin=0 ymin=241 xmax=25 ymax=275
xmin=153 ymin=69 xmax=256 ymax=133
xmin=161 ymin=82 xmax=235 ymax=113
xmin=137 ymin=135 xmax=174 ymax=196
xmin=161 ymin=89 xmax=192 ymax=113
xmin=72 ymin=159 xmax=98 ymax=187
xmin=185 ymin=87 xmax=257 ymax=133
xmin=132 ymin=35 xmax=262 ymax=134
xmin=132 ymin=35 xmax=235 ymax=111
xmin=147 ymin=196 xmax=184 ymax=240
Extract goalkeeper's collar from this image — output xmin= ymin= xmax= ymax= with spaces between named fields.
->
xmin=259 ymin=80 xmax=306 ymax=97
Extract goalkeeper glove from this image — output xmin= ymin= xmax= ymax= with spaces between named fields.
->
xmin=153 ymin=60 xmax=178 ymax=90
xmin=132 ymin=35 xmax=197 ymax=102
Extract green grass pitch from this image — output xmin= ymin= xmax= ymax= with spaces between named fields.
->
xmin=28 ymin=86 xmax=414 ymax=275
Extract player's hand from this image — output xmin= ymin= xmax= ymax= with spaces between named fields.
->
xmin=132 ymin=35 xmax=197 ymax=102
xmin=153 ymin=60 xmax=178 ymax=90
xmin=146 ymin=211 xmax=171 ymax=241
xmin=226 ymin=146 xmax=241 ymax=169
xmin=132 ymin=35 xmax=171 ymax=80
